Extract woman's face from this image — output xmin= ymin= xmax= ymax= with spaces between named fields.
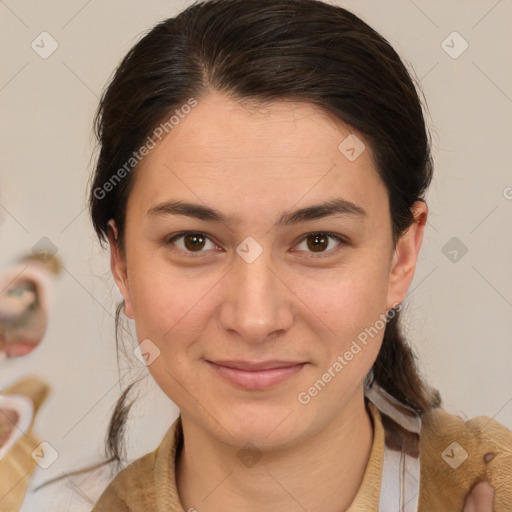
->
xmin=109 ymin=92 xmax=425 ymax=450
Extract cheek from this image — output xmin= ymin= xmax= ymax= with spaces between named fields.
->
xmin=296 ymin=252 xmax=392 ymax=345
xmin=127 ymin=268 xmax=213 ymax=401
xmin=128 ymin=268 xmax=206 ymax=340
xmin=291 ymin=260 xmax=390 ymax=412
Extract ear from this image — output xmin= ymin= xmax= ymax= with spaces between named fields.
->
xmin=107 ymin=220 xmax=134 ymax=319
xmin=386 ymin=201 xmax=428 ymax=309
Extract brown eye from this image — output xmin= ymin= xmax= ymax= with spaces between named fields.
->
xmin=294 ymin=232 xmax=345 ymax=256
xmin=306 ymin=234 xmax=329 ymax=252
xmin=183 ymin=233 xmax=207 ymax=251
xmin=166 ymin=231 xmax=218 ymax=257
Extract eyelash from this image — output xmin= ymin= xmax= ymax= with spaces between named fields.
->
xmin=164 ymin=231 xmax=349 ymax=259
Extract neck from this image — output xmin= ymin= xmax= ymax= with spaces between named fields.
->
xmin=176 ymin=389 xmax=374 ymax=512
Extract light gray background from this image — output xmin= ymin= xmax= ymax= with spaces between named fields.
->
xmin=1 ymin=0 xmax=511 ymax=488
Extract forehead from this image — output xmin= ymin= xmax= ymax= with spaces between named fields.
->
xmin=129 ymin=92 xmax=387 ymax=223
xmin=145 ymin=93 xmax=368 ymax=168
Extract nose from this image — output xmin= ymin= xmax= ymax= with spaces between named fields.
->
xmin=219 ymin=246 xmax=294 ymax=344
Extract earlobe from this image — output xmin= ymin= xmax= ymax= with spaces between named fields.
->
xmin=107 ymin=220 xmax=134 ymax=319
xmin=386 ymin=201 xmax=428 ymax=309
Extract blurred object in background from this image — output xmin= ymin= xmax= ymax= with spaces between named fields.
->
xmin=0 ymin=252 xmax=59 ymax=509
xmin=0 ymin=253 xmax=61 ymax=359
xmin=0 ymin=377 xmax=51 ymax=511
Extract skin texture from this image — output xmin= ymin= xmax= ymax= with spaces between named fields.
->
xmin=108 ymin=91 xmax=429 ymax=511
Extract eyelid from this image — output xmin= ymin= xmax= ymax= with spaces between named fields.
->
xmin=165 ymin=230 xmax=349 ymax=258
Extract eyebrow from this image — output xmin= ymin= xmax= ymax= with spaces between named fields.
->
xmin=147 ymin=198 xmax=367 ymax=226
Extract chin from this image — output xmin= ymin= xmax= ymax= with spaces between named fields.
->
xmin=209 ymin=399 xmax=310 ymax=452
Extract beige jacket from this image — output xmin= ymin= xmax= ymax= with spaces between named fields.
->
xmin=92 ymin=400 xmax=512 ymax=511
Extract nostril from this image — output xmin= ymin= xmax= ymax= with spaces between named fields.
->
xmin=483 ymin=452 xmax=495 ymax=463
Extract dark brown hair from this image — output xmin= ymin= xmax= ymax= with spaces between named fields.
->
xmin=89 ymin=0 xmax=440 ymax=463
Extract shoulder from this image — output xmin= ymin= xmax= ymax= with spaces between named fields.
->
xmin=418 ymin=406 xmax=512 ymax=512
xmin=92 ymin=450 xmax=159 ymax=511
xmin=92 ymin=416 xmax=182 ymax=511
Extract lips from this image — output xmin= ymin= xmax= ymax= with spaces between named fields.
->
xmin=206 ymin=360 xmax=306 ymax=389
xmin=212 ymin=360 xmax=303 ymax=371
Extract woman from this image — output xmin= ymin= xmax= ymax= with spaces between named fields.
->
xmin=88 ymin=0 xmax=511 ymax=510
